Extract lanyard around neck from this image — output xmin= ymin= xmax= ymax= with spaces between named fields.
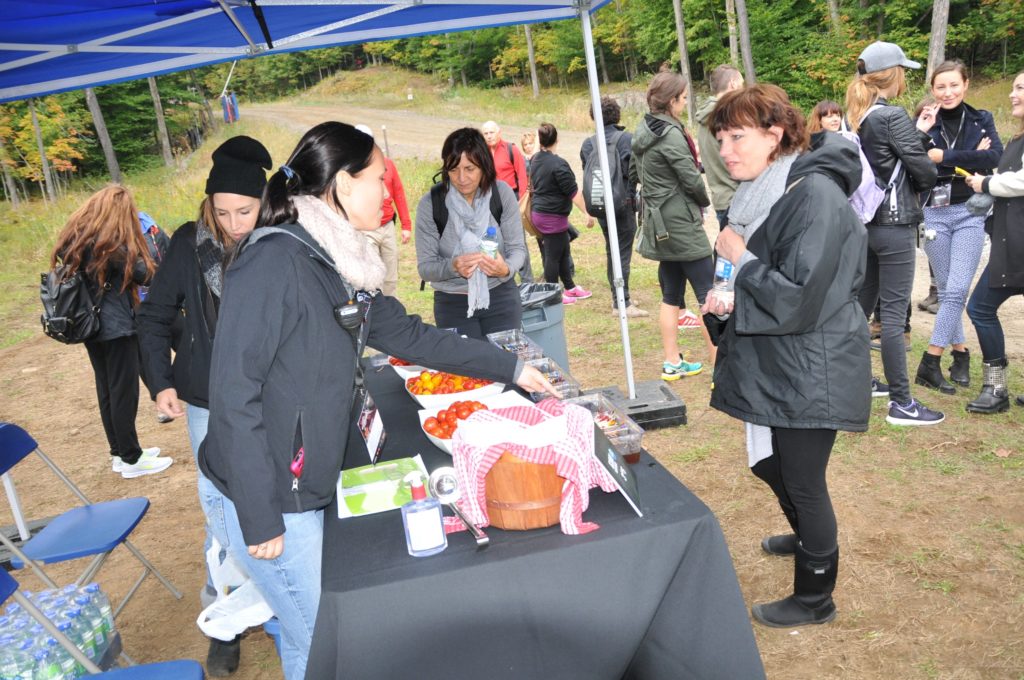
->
xmin=940 ymin=110 xmax=966 ymax=150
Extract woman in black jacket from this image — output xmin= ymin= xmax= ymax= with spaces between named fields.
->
xmin=915 ymin=60 xmax=1003 ymax=394
xmin=199 ymin=122 xmax=555 ymax=680
xmin=964 ymin=71 xmax=1024 ymax=413
xmin=845 ymin=41 xmax=942 ymax=426
xmin=705 ymin=84 xmax=870 ymax=629
xmin=529 ymin=122 xmax=595 ymax=304
xmin=136 ymin=135 xmax=272 ymax=676
xmin=50 ymin=185 xmax=170 ymax=479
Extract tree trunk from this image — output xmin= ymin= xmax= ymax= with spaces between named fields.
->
xmin=671 ymin=0 xmax=696 ymax=125
xmin=826 ymin=0 xmax=842 ymax=33
xmin=859 ymin=0 xmax=871 ymax=39
xmin=0 ymin=138 xmax=19 ymax=209
xmin=148 ymin=77 xmax=174 ymax=167
xmin=726 ymin=0 xmax=739 ymax=67
xmin=28 ymin=99 xmax=56 ymax=203
xmin=734 ymin=0 xmax=756 ymax=83
xmin=84 ymin=88 xmax=122 ymax=184
xmin=876 ymin=0 xmax=886 ymax=36
xmin=926 ymin=0 xmax=950 ymax=82
xmin=524 ymin=24 xmax=540 ymax=99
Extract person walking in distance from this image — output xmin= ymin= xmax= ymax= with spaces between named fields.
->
xmin=846 ymin=41 xmax=942 ymax=425
xmin=354 ymin=124 xmax=412 ymax=297
xmin=482 ymin=120 xmax=534 ymax=283
xmin=580 ymin=96 xmax=648 ymax=318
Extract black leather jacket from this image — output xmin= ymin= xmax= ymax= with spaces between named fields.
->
xmin=858 ymin=98 xmax=937 ymax=226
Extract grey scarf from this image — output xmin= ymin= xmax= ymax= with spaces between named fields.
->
xmin=445 ymin=187 xmax=494 ymax=316
xmin=195 ymin=218 xmax=225 ymax=298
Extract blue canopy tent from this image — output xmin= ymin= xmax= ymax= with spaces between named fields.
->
xmin=0 ymin=0 xmax=653 ymax=399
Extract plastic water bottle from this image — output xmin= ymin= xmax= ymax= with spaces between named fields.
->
xmin=480 ymin=226 xmax=499 ymax=258
xmin=712 ymin=257 xmax=735 ymax=307
xmin=81 ymin=585 xmax=113 ymax=640
xmin=64 ymin=609 xmax=96 ymax=661
xmin=1 ymin=637 xmax=36 ymax=680
xmin=43 ymin=632 xmax=79 ymax=678
xmin=72 ymin=596 xmax=106 ymax=657
xmin=32 ymin=648 xmax=66 ymax=680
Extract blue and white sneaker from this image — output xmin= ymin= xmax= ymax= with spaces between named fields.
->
xmin=886 ymin=399 xmax=944 ymax=426
xmin=871 ymin=377 xmax=890 ymax=398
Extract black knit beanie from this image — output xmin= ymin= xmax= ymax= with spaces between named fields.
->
xmin=205 ymin=136 xmax=273 ymax=197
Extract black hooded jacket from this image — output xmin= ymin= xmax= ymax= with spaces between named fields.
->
xmin=710 ymin=133 xmax=871 ymax=431
xmin=199 ymin=222 xmax=521 ymax=546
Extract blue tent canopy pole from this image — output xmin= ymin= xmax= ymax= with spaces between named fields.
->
xmin=578 ymin=3 xmax=637 ymax=399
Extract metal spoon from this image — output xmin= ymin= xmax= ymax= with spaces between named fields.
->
xmin=428 ymin=466 xmax=489 ymax=548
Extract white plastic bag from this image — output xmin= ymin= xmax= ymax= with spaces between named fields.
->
xmin=195 ymin=538 xmax=274 ymax=641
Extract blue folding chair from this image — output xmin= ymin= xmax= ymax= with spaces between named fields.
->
xmin=0 ymin=567 xmax=204 ymax=678
xmin=0 ymin=422 xmax=182 ymax=620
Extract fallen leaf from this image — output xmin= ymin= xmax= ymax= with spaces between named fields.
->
xmin=994 ymin=448 xmax=1012 ymax=458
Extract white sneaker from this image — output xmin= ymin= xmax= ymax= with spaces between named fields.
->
xmin=113 ymin=446 xmax=162 ymax=473
xmin=119 ymin=448 xmax=171 ymax=478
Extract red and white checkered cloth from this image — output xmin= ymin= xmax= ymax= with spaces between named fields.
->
xmin=445 ymin=399 xmax=618 ymax=536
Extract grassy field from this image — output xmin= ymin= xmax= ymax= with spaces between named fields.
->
xmin=1 ymin=69 xmax=1023 ymax=678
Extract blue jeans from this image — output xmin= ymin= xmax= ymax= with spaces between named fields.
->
xmin=966 ymin=265 xmax=1024 ymax=361
xmin=185 ymin=404 xmax=228 ymax=609
xmin=204 ymin=486 xmax=323 ymax=680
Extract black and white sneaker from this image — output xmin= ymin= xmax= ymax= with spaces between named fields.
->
xmin=886 ymin=399 xmax=944 ymax=426
xmin=871 ymin=378 xmax=890 ymax=398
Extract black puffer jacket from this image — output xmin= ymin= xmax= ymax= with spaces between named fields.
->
xmin=858 ymin=98 xmax=937 ymax=226
xmin=199 ymin=223 xmax=521 ymax=546
xmin=710 ymin=134 xmax=871 ymax=432
xmin=136 ymin=221 xmax=216 ymax=408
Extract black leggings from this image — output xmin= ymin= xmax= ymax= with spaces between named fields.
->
xmin=540 ymin=231 xmax=575 ymax=291
xmin=751 ymin=427 xmax=837 ymax=553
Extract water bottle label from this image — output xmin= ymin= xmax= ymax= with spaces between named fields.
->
xmin=715 ymin=258 xmax=733 ymax=282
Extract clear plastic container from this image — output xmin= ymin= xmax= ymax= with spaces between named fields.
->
xmin=525 ymin=357 xmax=580 ymax=401
xmin=486 ymin=328 xmax=544 ymax=361
xmin=565 ymin=393 xmax=645 ymax=463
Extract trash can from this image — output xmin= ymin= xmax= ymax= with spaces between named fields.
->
xmin=519 ymin=283 xmax=570 ymax=371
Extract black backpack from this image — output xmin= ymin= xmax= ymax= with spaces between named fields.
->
xmin=582 ymin=130 xmax=627 ymax=218
xmin=40 ymin=264 xmax=102 ymax=344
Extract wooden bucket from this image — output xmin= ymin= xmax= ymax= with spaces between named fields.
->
xmin=485 ymin=452 xmax=563 ymax=530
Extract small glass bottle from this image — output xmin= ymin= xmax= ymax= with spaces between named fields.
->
xmin=401 ymin=473 xmax=447 ymax=557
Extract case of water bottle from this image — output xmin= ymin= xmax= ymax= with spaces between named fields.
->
xmin=0 ymin=582 xmax=119 ymax=678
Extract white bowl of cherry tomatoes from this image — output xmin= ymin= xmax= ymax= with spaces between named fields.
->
xmin=417 ymin=391 xmax=533 ymax=454
xmin=388 ymin=355 xmax=426 ymax=381
xmin=404 ymin=369 xmax=504 ymax=410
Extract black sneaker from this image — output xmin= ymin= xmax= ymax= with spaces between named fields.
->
xmin=886 ymin=399 xmax=945 ymax=426
xmin=871 ymin=378 xmax=889 ymax=398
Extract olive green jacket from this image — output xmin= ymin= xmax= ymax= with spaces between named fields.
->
xmin=629 ymin=113 xmax=712 ymax=262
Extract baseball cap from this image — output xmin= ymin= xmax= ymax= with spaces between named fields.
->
xmin=858 ymin=41 xmax=921 ymax=74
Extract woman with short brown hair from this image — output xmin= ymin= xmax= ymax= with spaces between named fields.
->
xmin=705 ymin=83 xmax=870 ymax=628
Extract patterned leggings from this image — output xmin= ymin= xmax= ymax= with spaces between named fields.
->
xmin=922 ymin=203 xmax=986 ymax=348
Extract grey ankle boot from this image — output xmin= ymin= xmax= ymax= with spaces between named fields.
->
xmin=966 ymin=359 xmax=1009 ymax=414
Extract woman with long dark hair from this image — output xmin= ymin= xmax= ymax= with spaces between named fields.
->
xmin=200 ymin=122 xmax=555 ymax=679
xmin=137 ymin=135 xmax=272 ymax=676
xmin=415 ymin=127 xmax=527 ymax=339
xmin=51 ymin=185 xmax=170 ymax=478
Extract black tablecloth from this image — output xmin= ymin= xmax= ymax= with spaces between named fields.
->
xmin=305 ymin=366 xmax=764 ymax=680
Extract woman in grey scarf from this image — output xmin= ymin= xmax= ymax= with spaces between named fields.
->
xmin=415 ymin=128 xmax=527 ymax=340
xmin=704 ymin=85 xmax=871 ymax=629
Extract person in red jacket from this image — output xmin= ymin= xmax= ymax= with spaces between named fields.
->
xmin=482 ymin=120 xmax=528 ymax=198
xmin=355 ymin=124 xmax=412 ymax=297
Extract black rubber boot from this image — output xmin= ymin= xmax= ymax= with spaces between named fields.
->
xmin=949 ymin=348 xmax=971 ymax=387
xmin=916 ymin=352 xmax=956 ymax=394
xmin=207 ymin=636 xmax=241 ymax=677
xmin=966 ymin=358 xmax=1009 ymax=414
xmin=752 ymin=545 xmax=838 ymax=628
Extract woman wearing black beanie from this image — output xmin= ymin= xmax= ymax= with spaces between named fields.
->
xmin=137 ymin=134 xmax=272 ymax=677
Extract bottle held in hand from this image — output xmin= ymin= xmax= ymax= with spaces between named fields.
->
xmin=480 ymin=226 xmax=499 ymax=258
xmin=711 ymin=258 xmax=734 ymax=308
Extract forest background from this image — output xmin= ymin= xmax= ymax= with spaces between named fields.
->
xmin=1 ymin=0 xmax=1022 ymax=199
